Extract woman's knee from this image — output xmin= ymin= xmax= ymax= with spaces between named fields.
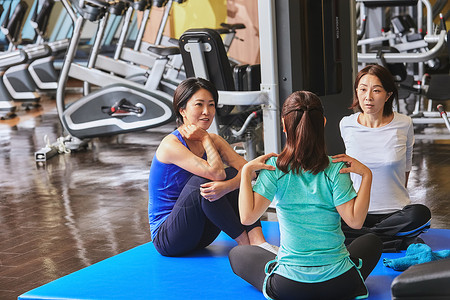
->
xmin=186 ymin=174 xmax=209 ymax=186
xmin=348 ymin=233 xmax=382 ymax=258
xmin=404 ymin=204 xmax=431 ymax=221
xmin=186 ymin=168 xmax=237 ymax=186
xmin=348 ymin=233 xmax=382 ymax=279
xmin=362 ymin=233 xmax=383 ymax=253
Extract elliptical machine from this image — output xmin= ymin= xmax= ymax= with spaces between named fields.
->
xmin=56 ymin=0 xmax=174 ymax=149
xmin=0 ymin=0 xmax=41 ymax=108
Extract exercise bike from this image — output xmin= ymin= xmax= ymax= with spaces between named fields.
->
xmin=83 ymin=0 xmax=183 ymax=95
xmin=56 ymin=0 xmax=174 ymax=149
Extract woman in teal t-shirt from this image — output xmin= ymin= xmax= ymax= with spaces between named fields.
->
xmin=229 ymin=91 xmax=382 ymax=300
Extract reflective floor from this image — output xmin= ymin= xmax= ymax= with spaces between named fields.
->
xmin=0 ymin=92 xmax=449 ymax=299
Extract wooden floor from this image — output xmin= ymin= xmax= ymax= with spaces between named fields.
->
xmin=1 ymin=94 xmax=449 ymax=300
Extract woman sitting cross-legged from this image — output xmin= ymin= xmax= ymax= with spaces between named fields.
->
xmin=148 ymin=77 xmax=277 ymax=257
xmin=339 ymin=64 xmax=431 ymax=252
xmin=228 ymin=91 xmax=382 ymax=300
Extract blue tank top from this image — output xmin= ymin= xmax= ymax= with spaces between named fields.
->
xmin=148 ymin=130 xmax=206 ymax=240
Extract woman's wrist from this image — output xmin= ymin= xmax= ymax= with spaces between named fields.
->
xmin=201 ymin=133 xmax=212 ymax=144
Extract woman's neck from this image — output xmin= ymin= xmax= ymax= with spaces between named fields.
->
xmin=358 ymin=112 xmax=394 ymax=128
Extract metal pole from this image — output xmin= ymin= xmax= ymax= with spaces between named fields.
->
xmin=56 ymin=16 xmax=84 ymax=126
xmin=155 ymin=0 xmax=173 ymax=45
xmin=258 ymin=0 xmax=281 ymax=154
xmin=114 ymin=6 xmax=134 ymax=60
xmin=134 ymin=8 xmax=150 ymax=51
xmin=84 ymin=12 xmax=110 ymax=95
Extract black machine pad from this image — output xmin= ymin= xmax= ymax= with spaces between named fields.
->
xmin=391 ymin=258 xmax=450 ymax=300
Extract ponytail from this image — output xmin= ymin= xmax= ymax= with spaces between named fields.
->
xmin=277 ymin=91 xmax=329 ymax=175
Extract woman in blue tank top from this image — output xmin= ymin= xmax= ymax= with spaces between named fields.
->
xmin=149 ymin=78 xmax=277 ymax=257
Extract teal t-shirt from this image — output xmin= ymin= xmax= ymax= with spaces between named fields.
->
xmin=253 ymin=156 xmax=358 ymax=283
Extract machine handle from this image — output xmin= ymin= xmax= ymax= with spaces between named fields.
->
xmin=231 ymin=111 xmax=259 ymax=137
xmin=437 ymin=104 xmax=450 ymax=132
xmin=358 ymin=30 xmax=447 ymax=63
xmin=439 ymin=13 xmax=447 ymax=32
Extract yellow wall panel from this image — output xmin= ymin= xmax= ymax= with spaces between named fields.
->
xmin=171 ymin=0 xmax=227 ymax=39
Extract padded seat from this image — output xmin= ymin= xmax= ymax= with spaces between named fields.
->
xmin=426 ymin=74 xmax=450 ymax=101
xmin=391 ymin=257 xmax=450 ymax=300
xmin=147 ymin=45 xmax=180 ymax=57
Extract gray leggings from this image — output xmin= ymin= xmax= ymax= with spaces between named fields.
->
xmin=229 ymin=233 xmax=382 ymax=300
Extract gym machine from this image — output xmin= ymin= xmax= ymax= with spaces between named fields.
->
xmin=179 ymin=0 xmax=357 ymax=157
xmin=90 ymin=0 xmax=191 ymax=97
xmin=55 ymin=0 xmax=174 ymax=149
xmin=357 ymin=0 xmax=450 ymax=135
xmin=0 ymin=0 xmax=41 ymax=111
xmin=0 ymin=0 xmax=65 ymax=103
xmin=28 ymin=0 xmax=68 ymax=92
xmin=85 ymin=0 xmax=183 ymax=94
xmin=274 ymin=0 xmax=357 ymax=154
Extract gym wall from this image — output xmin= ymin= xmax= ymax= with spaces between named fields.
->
xmin=142 ymin=0 xmax=227 ymax=44
xmin=226 ymin=0 xmax=260 ymax=65
xmin=142 ymin=0 xmax=259 ymax=65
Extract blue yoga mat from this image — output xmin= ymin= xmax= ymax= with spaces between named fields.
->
xmin=18 ymin=222 xmax=450 ymax=300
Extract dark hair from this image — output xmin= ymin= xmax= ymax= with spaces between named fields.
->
xmin=277 ymin=91 xmax=329 ymax=175
xmin=172 ymin=78 xmax=219 ymax=126
xmin=350 ymin=64 xmax=397 ymax=117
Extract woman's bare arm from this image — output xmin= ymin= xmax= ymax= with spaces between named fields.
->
xmin=209 ymin=133 xmax=247 ymax=190
xmin=156 ymin=126 xmax=225 ymax=181
xmin=239 ymin=153 xmax=277 ymax=225
xmin=333 ymin=154 xmax=372 ymax=229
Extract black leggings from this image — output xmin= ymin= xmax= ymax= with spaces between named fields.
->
xmin=229 ymin=233 xmax=382 ymax=300
xmin=153 ymin=167 xmax=261 ymax=257
xmin=342 ymin=204 xmax=431 ymax=251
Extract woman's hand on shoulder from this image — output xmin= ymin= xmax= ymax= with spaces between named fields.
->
xmin=178 ymin=124 xmax=209 ymax=142
xmin=332 ymin=154 xmax=372 ymax=177
xmin=243 ymin=153 xmax=278 ymax=173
